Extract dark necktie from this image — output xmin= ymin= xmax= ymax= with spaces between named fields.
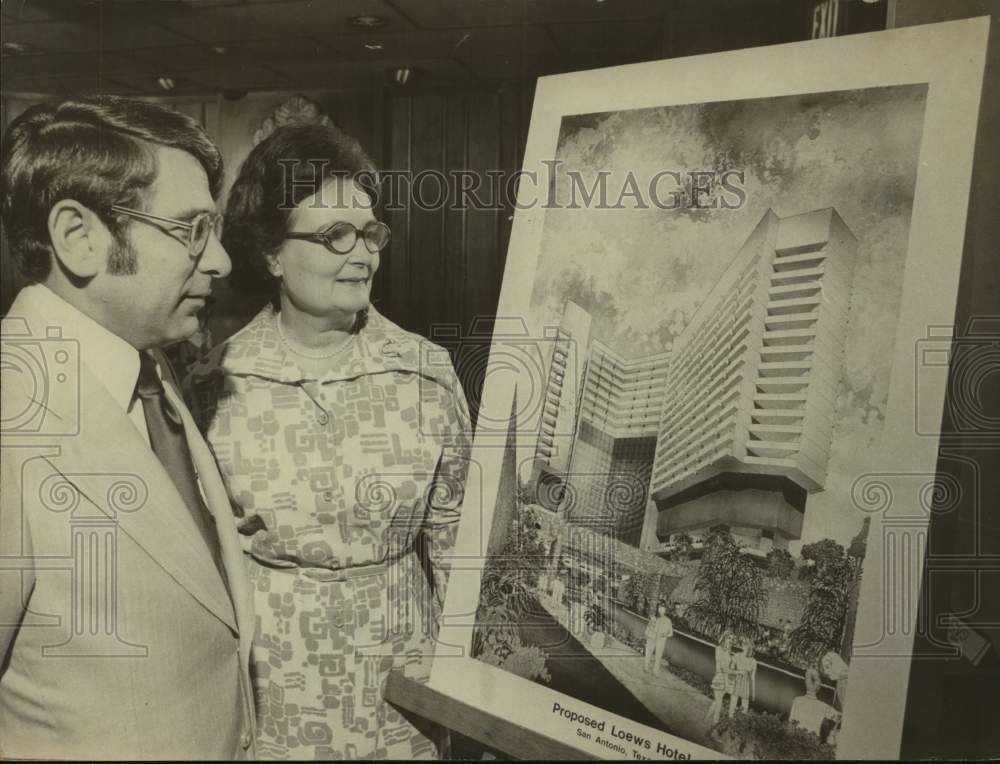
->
xmin=135 ymin=352 xmax=226 ymax=582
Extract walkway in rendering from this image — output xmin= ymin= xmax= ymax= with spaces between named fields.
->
xmin=538 ymin=599 xmax=716 ymax=748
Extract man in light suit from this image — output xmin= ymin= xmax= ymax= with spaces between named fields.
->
xmin=0 ymin=96 xmax=255 ymax=759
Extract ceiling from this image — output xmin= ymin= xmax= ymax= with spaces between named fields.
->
xmin=1 ymin=0 xmax=819 ymax=97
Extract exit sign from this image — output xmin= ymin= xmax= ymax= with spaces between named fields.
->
xmin=812 ymin=0 xmax=887 ymax=39
xmin=813 ymin=0 xmax=844 ymax=38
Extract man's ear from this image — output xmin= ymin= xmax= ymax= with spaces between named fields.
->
xmin=47 ymin=200 xmax=111 ymax=279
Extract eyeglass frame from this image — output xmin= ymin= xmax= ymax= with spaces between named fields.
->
xmin=110 ymin=204 xmax=223 ymax=258
xmin=285 ymin=220 xmax=391 ymax=256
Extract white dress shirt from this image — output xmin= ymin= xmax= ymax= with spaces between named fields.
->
xmin=789 ymin=693 xmax=839 ymax=734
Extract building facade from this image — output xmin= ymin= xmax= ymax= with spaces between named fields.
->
xmin=651 ymin=208 xmax=857 ymax=550
xmin=532 ymin=208 xmax=857 ymax=552
xmin=531 ymin=306 xmax=669 ymax=546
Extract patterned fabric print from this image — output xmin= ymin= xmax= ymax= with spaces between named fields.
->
xmin=248 ymin=557 xmax=441 ymax=759
xmin=185 ymin=305 xmax=472 ymax=760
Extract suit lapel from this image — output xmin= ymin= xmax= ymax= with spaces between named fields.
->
xmin=50 ymin=362 xmax=237 ymax=633
xmin=162 ymin=374 xmax=254 ymax=653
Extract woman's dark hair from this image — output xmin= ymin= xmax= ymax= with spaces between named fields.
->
xmin=0 ymin=95 xmax=223 ymax=282
xmin=223 ymin=123 xmax=378 ymax=308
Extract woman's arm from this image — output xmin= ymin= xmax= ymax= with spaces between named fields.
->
xmin=421 ymin=358 xmax=474 ymax=611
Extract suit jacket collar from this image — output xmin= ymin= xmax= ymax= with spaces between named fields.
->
xmin=11 ymin=283 xmax=141 ymax=414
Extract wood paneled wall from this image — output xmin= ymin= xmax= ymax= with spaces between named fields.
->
xmin=382 ymin=86 xmax=532 ymax=417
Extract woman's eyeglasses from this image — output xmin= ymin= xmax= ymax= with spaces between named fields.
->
xmin=285 ymin=221 xmax=391 ymax=255
xmin=111 ymin=205 xmax=223 ymax=258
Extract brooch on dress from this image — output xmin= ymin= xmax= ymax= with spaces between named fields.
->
xmin=380 ymin=339 xmax=402 ymax=358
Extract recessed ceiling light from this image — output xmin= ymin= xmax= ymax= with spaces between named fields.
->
xmin=364 ymin=43 xmax=384 ymax=51
xmin=209 ymin=45 xmax=229 ymax=55
xmin=349 ymin=15 xmax=386 ymax=29
xmin=2 ymin=41 xmax=34 ymax=55
xmin=156 ymin=77 xmax=176 ymax=92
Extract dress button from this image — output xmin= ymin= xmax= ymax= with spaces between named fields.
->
xmin=317 ymin=412 xmax=329 ymax=425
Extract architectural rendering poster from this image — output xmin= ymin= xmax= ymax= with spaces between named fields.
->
xmin=432 ymin=18 xmax=989 ymax=761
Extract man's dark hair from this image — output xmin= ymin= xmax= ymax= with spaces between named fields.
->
xmin=0 ymin=95 xmax=224 ymax=282
xmin=222 ymin=123 xmax=377 ymax=308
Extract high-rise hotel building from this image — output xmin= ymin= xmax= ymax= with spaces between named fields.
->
xmin=532 ymin=207 xmax=857 ymax=551
xmin=651 ymin=207 xmax=857 ymax=550
xmin=532 ymin=304 xmax=670 ymax=546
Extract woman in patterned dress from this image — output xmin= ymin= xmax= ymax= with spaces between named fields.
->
xmin=184 ymin=124 xmax=472 ymax=759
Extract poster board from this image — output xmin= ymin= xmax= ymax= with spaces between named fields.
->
xmin=429 ymin=17 xmax=990 ymax=761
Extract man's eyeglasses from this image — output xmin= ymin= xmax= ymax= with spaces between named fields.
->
xmin=111 ymin=205 xmax=223 ymax=258
xmin=285 ymin=221 xmax=391 ymax=256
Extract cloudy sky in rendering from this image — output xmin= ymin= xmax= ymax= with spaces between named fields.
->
xmin=525 ymin=84 xmax=929 ymax=550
